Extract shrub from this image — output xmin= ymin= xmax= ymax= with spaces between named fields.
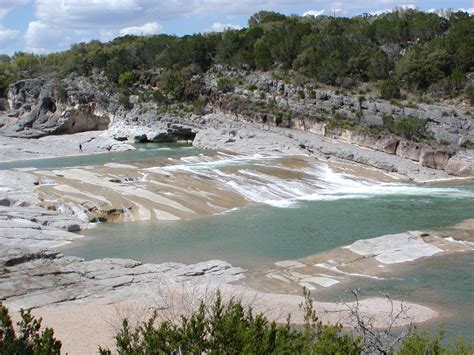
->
xmin=465 ymin=85 xmax=474 ymax=106
xmin=380 ymin=79 xmax=401 ymax=100
xmin=383 ymin=115 xmax=427 ymax=142
xmin=461 ymin=139 xmax=473 ymax=149
xmin=405 ymin=101 xmax=418 ymax=109
xmin=0 ymin=302 xmax=62 ymax=354
xmin=297 ymin=89 xmax=305 ymax=100
xmin=192 ymin=96 xmax=208 ymax=114
xmin=152 ymin=89 xmax=167 ymax=105
xmin=118 ymin=94 xmax=133 ymax=109
xmin=217 ymin=77 xmax=234 ymax=93
xmin=117 ymin=71 xmax=135 ymax=88
xmin=399 ymin=327 xmax=472 ymax=355
xmin=99 ymin=289 xmax=362 ymax=354
xmin=55 ymin=85 xmax=68 ymax=102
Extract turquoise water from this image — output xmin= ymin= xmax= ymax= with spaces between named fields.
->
xmin=315 ymin=252 xmax=474 ymax=343
xmin=14 ymin=145 xmax=470 ymax=343
xmin=64 ymin=189 xmax=474 ymax=268
xmin=0 ymin=143 xmax=201 ymax=170
xmin=59 ymin=179 xmax=474 ymax=343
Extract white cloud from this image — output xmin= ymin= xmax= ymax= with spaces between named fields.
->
xmin=0 ymin=27 xmax=20 ymax=44
xmin=120 ymin=22 xmax=162 ymax=36
xmin=24 ymin=20 xmax=70 ymax=53
xmin=369 ymin=8 xmax=391 ymax=16
xmin=396 ymin=4 xmax=416 ymax=10
xmin=203 ymin=23 xmax=242 ymax=33
xmin=0 ymin=0 xmax=30 ymax=19
xmin=303 ymin=10 xmax=325 ymax=17
xmin=35 ymin=0 xmax=142 ymax=29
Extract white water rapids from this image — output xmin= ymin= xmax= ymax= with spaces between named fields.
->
xmin=150 ymin=152 xmax=473 ymax=208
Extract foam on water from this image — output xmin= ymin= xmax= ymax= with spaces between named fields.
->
xmin=149 ymin=152 xmax=474 ymax=208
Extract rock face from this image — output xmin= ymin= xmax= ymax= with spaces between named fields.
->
xmin=396 ymin=141 xmax=423 ymax=161
xmin=193 ymin=114 xmax=455 ymax=181
xmin=0 ymin=244 xmax=245 ymax=310
xmin=1 ymin=69 xmax=473 ymax=177
xmin=2 ymin=76 xmax=114 ymax=138
xmin=106 ymin=106 xmax=203 ymax=143
xmin=445 ymin=151 xmax=474 ymax=176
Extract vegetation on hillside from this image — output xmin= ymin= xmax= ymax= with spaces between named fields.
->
xmin=0 ymin=9 xmax=472 ymax=102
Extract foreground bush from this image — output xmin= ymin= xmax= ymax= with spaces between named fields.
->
xmin=98 ymin=290 xmax=473 ymax=355
xmin=99 ymin=290 xmax=362 ymax=354
xmin=1 ymin=293 xmax=472 ymax=354
xmin=0 ymin=302 xmax=61 ymax=354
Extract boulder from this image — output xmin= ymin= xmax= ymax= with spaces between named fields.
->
xmin=420 ymin=149 xmax=454 ymax=170
xmin=375 ymin=137 xmax=399 ymax=155
xmin=445 ymin=151 xmax=474 ymax=176
xmin=419 ymin=149 xmax=437 ymax=169
xmin=396 ymin=141 xmax=422 ymax=161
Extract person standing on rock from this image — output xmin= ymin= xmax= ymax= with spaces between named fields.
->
xmin=79 ymin=143 xmax=83 ymax=152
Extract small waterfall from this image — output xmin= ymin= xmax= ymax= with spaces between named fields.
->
xmin=57 ymin=203 xmax=89 ymax=221
xmin=120 ymin=176 xmax=136 ymax=183
xmin=37 ymin=179 xmax=57 ymax=186
xmin=122 ymin=206 xmax=133 ymax=221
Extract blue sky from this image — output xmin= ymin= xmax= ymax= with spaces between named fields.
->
xmin=0 ymin=0 xmax=472 ymax=55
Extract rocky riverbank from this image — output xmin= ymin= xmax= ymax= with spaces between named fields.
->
xmin=1 ymin=70 xmax=473 ymax=180
xmin=1 ymin=242 xmax=438 ymax=354
xmin=0 ymin=71 xmax=473 ymax=353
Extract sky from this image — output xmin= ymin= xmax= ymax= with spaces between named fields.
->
xmin=0 ymin=0 xmax=473 ymax=55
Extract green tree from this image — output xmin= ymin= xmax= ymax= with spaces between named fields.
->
xmin=254 ymin=39 xmax=273 ymax=70
xmin=380 ymin=78 xmax=401 ymax=99
xmin=0 ymin=302 xmax=62 ymax=354
xmin=248 ymin=11 xmax=287 ymax=27
xmin=117 ymin=71 xmax=136 ymax=88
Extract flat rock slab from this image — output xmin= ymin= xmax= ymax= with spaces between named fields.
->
xmin=0 ymin=206 xmax=85 ymax=248
xmin=0 ymin=244 xmax=245 ymax=311
xmin=345 ymin=232 xmax=444 ymax=264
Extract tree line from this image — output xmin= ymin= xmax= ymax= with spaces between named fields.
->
xmin=0 ymin=9 xmax=472 ymax=100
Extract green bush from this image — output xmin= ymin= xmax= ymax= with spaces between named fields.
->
xmin=152 ymin=89 xmax=167 ymax=105
xmin=217 ymin=77 xmax=235 ymax=93
xmin=399 ymin=327 xmax=472 ymax=355
xmin=380 ymin=79 xmax=401 ymax=100
xmin=383 ymin=115 xmax=428 ymax=141
xmin=118 ymin=94 xmax=133 ymax=109
xmin=1 ymin=295 xmax=472 ymax=354
xmin=54 ymin=85 xmax=68 ymax=102
xmin=0 ymin=302 xmax=62 ymax=354
xmin=99 ymin=289 xmax=362 ymax=354
xmin=465 ymin=85 xmax=474 ymax=105
xmin=117 ymin=71 xmax=135 ymax=88
xmin=192 ymin=96 xmax=208 ymax=114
